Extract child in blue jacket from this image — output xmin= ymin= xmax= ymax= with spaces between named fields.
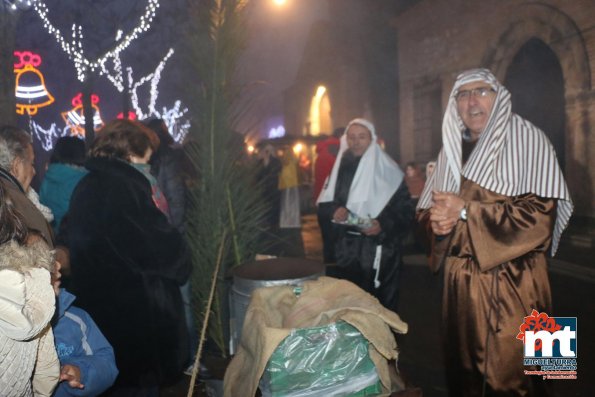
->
xmin=52 ymin=264 xmax=118 ymax=396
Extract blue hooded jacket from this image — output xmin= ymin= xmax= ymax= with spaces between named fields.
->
xmin=53 ymin=289 xmax=118 ymax=397
xmin=39 ymin=163 xmax=87 ymax=233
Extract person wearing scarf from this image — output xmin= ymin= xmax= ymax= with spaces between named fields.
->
xmin=63 ymin=120 xmax=190 ymax=396
xmin=417 ymin=69 xmax=573 ymax=396
xmin=317 ymin=118 xmax=414 ymax=311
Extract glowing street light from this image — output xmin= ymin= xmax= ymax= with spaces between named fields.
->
xmin=272 ymin=0 xmax=287 ymax=6
xmin=293 ymin=142 xmax=303 ymax=155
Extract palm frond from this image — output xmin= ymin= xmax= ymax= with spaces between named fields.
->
xmin=183 ymin=0 xmax=267 ymax=360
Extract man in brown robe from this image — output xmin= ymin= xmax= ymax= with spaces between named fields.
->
xmin=416 ymin=69 xmax=573 ymax=396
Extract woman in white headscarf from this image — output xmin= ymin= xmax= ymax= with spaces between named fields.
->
xmin=317 ymin=118 xmax=414 ymax=310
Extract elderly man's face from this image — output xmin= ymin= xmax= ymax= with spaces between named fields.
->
xmin=11 ymin=144 xmax=35 ymax=191
xmin=456 ymin=81 xmax=496 ymax=140
xmin=346 ymin=124 xmax=372 ymax=157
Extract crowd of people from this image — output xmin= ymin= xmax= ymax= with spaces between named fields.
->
xmin=0 ymin=119 xmax=191 ymax=396
xmin=0 ymin=67 xmax=573 ymax=397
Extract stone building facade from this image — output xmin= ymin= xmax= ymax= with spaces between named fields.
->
xmin=284 ymin=1 xmax=402 ymax=159
xmin=395 ymin=0 xmax=595 ymax=217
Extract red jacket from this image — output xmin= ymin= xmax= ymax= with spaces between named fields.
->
xmin=313 ymin=137 xmax=340 ymax=203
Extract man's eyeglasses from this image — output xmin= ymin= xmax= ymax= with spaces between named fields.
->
xmin=455 ymin=87 xmax=496 ymax=101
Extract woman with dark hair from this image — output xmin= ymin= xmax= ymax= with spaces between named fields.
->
xmin=39 ymin=137 xmax=88 ymax=232
xmin=63 ymin=119 xmax=191 ymax=396
xmin=0 ymin=182 xmax=27 ymax=246
xmin=0 ymin=183 xmax=60 ymax=396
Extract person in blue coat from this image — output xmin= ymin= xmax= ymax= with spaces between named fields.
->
xmin=40 ymin=137 xmax=88 ymax=234
xmin=52 ymin=279 xmax=118 ymax=396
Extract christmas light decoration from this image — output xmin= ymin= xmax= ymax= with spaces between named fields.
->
xmin=117 ymin=111 xmax=137 ymax=120
xmin=100 ymin=54 xmax=125 ymax=92
xmin=118 ymin=48 xmax=190 ymax=143
xmin=159 ymin=101 xmax=190 ymax=143
xmin=14 ymin=51 xmax=55 ymax=116
xmin=61 ymin=93 xmax=104 ymax=137
xmin=33 ymin=0 xmax=160 ymax=81
xmin=29 ymin=120 xmax=69 ymax=152
xmin=128 ymin=48 xmax=174 ymax=115
xmin=100 ymin=47 xmax=189 ymax=143
xmin=3 ymin=0 xmax=33 ymax=12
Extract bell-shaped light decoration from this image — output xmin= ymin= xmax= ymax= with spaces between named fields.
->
xmin=14 ymin=51 xmax=55 ymax=116
xmin=61 ymin=93 xmax=104 ymax=137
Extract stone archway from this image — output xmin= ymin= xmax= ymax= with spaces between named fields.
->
xmin=483 ymin=4 xmax=590 ymax=94
xmin=307 ymin=85 xmax=333 ymax=136
xmin=482 ymin=3 xmax=592 ymax=215
xmin=504 ymin=38 xmax=566 ymax=167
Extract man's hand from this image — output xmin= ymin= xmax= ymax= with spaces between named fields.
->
xmin=429 ymin=191 xmax=465 ymax=236
xmin=60 ymin=364 xmax=85 ymax=389
xmin=333 ymin=207 xmax=348 ymax=222
xmin=361 ymin=219 xmax=381 ymax=236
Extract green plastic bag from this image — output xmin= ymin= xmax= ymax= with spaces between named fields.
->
xmin=260 ymin=321 xmax=382 ymax=396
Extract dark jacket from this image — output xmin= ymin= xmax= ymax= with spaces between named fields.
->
xmin=64 ymin=157 xmax=191 ymax=388
xmin=318 ymin=154 xmax=414 ymax=310
xmin=0 ymin=167 xmax=54 ymax=246
xmin=150 ymin=146 xmax=186 ymax=231
xmin=256 ymin=156 xmax=282 ymax=228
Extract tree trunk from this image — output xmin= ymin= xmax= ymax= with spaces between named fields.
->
xmin=83 ymin=76 xmax=95 ymax=149
xmin=0 ymin=10 xmax=18 ymax=126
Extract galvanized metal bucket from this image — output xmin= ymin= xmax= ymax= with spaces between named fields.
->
xmin=229 ymin=257 xmax=325 ymax=354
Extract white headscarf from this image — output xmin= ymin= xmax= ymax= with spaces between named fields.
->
xmin=317 ymin=118 xmax=404 ymax=219
xmin=417 ymin=68 xmax=573 ymax=255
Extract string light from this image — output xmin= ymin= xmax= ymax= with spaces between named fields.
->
xmin=122 ymin=48 xmax=190 ymax=143
xmin=159 ymin=101 xmax=190 ymax=143
xmin=128 ymin=48 xmax=174 ymax=115
xmin=100 ymin=54 xmax=124 ymax=92
xmin=29 ymin=120 xmax=69 ymax=152
xmin=3 ymin=0 xmax=33 ymax=12
xmin=33 ymin=0 xmax=160 ymax=81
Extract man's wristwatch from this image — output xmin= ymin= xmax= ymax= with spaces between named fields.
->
xmin=459 ymin=206 xmax=468 ymax=221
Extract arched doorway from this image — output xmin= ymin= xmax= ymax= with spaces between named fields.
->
xmin=307 ymin=85 xmax=332 ymax=136
xmin=504 ymin=38 xmax=566 ymax=167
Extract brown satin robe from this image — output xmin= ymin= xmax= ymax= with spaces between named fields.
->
xmin=419 ymin=178 xmax=556 ymax=397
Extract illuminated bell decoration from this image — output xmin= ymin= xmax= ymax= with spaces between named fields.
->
xmin=61 ymin=93 xmax=104 ymax=138
xmin=14 ymin=51 xmax=55 ymax=116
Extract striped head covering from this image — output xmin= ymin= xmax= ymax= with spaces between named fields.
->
xmin=417 ymin=68 xmax=573 ymax=255
xmin=317 ymin=118 xmax=404 ymax=219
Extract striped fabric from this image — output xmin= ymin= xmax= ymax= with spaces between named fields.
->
xmin=418 ymin=69 xmax=573 ymax=255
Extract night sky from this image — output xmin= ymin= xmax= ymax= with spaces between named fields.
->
xmin=13 ymin=0 xmax=327 ymax=185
